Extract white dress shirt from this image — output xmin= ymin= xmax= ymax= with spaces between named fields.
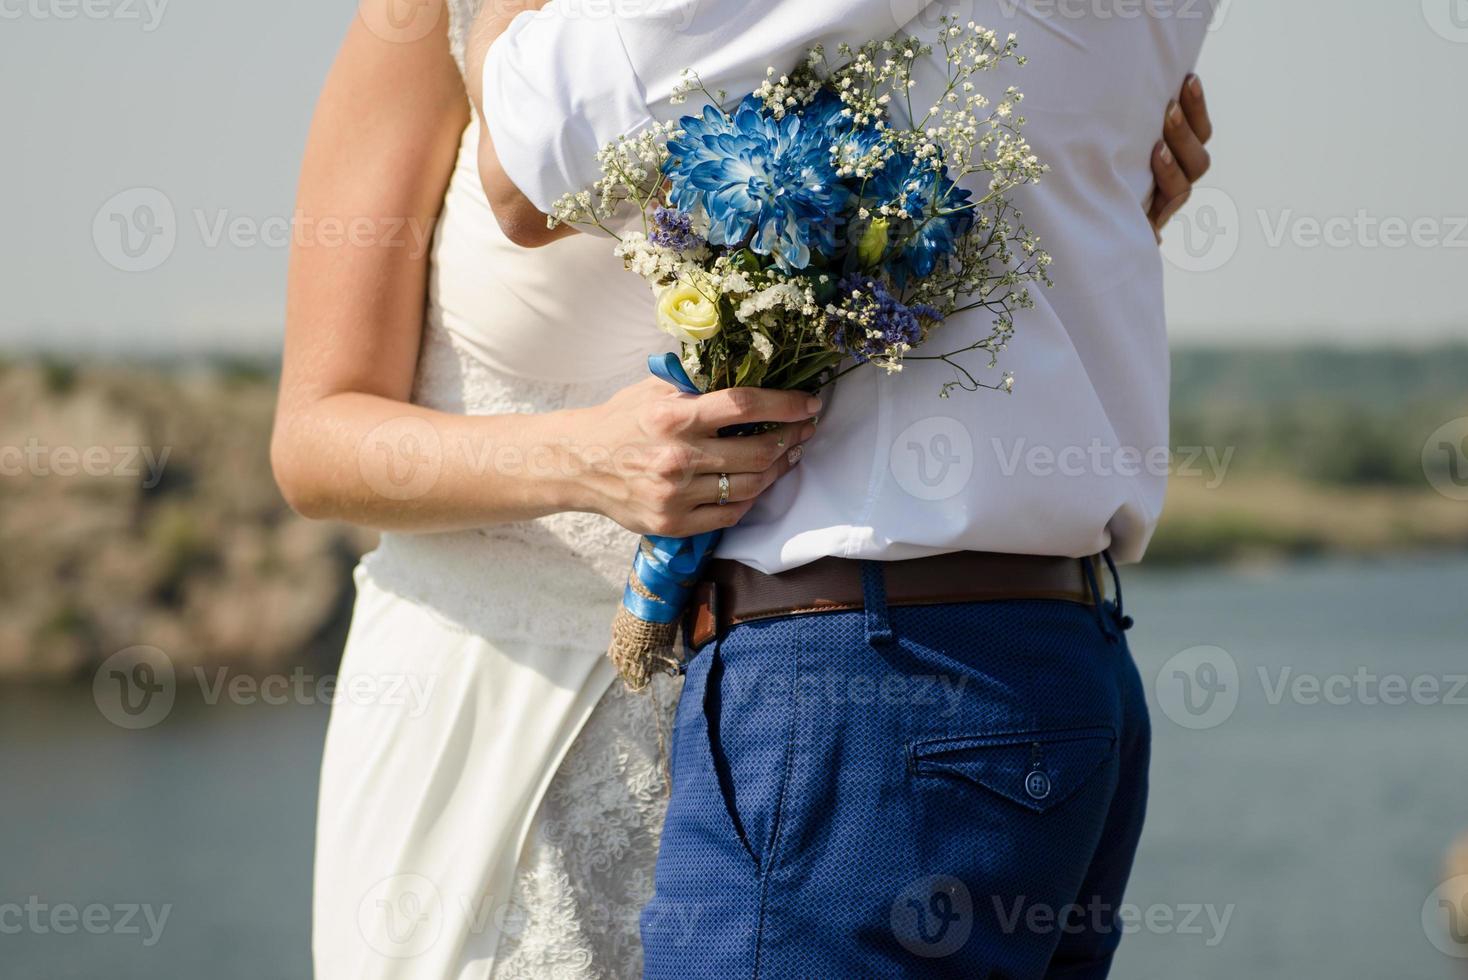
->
xmin=483 ymin=0 xmax=1214 ymax=573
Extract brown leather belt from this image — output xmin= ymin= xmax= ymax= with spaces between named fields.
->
xmin=684 ymin=552 xmax=1100 ymax=650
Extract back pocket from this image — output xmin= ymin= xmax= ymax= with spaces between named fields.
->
xmin=908 ymin=727 xmax=1117 ymax=814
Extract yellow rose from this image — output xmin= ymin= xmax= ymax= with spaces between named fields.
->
xmin=655 ymin=279 xmax=722 ymax=344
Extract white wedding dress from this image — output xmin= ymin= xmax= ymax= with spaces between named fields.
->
xmin=310 ymin=7 xmax=679 ymax=977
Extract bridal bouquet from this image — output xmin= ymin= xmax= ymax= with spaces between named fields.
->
xmin=550 ymin=18 xmax=1051 ymax=690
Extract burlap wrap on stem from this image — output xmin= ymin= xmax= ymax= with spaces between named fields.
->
xmin=608 ymin=574 xmax=684 ymax=692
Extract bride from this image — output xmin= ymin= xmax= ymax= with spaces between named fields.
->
xmin=272 ymin=2 xmax=1213 ymax=977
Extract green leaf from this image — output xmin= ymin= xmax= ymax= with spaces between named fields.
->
xmin=734 ymin=348 xmax=768 ymax=387
xmin=732 ymin=249 xmax=762 ymax=274
xmin=780 ymin=351 xmax=846 ymax=391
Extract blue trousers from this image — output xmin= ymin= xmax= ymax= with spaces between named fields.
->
xmin=641 ymin=560 xmax=1150 ymax=979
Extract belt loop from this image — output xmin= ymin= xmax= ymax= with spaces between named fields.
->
xmin=861 ymin=561 xmax=895 ymax=647
xmin=707 ymin=581 xmax=723 ymax=660
xmin=1081 ymin=556 xmax=1117 ymax=643
xmin=1102 ymin=551 xmax=1134 ymax=632
xmin=679 ymin=581 xmax=716 ymax=673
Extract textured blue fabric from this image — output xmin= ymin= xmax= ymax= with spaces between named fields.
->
xmin=641 ymin=565 xmax=1150 ymax=979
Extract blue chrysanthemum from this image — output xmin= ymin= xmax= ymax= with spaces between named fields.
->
xmin=800 ymin=90 xmax=887 ymax=169
xmin=664 ymin=97 xmax=850 ymax=271
xmin=864 ymin=154 xmax=975 ymax=286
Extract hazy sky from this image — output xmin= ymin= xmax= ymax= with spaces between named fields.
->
xmin=3 ymin=0 xmax=1465 ymax=354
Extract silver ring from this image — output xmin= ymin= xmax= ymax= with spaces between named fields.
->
xmin=717 ymin=473 xmax=731 ymax=506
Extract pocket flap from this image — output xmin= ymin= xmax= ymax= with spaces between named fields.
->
xmin=909 ymin=727 xmax=1117 ymax=814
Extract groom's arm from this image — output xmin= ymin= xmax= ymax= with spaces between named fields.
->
xmin=463 ymin=0 xmax=573 ymax=248
xmin=465 ymin=0 xmax=909 ymax=247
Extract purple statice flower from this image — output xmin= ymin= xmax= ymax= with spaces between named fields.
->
xmin=827 ymin=275 xmax=943 ymax=364
xmin=648 ymin=206 xmax=705 ymax=252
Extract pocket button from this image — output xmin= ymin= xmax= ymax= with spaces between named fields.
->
xmin=1024 ymin=770 xmax=1052 ymax=801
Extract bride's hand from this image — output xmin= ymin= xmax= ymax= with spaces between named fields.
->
xmin=565 ymin=379 xmax=820 ymax=538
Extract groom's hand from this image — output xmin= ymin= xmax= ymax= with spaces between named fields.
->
xmin=1149 ymin=73 xmax=1214 ymax=240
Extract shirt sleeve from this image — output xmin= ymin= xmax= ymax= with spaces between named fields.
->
xmin=480 ymin=0 xmax=912 ymax=214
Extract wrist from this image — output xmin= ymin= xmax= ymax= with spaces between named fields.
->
xmin=534 ymin=407 xmax=600 ymax=517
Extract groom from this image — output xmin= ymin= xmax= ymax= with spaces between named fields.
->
xmin=468 ymin=1 xmax=1214 ymax=976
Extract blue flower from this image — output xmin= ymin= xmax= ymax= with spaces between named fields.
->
xmin=864 ymin=154 xmax=975 ymax=286
xmin=664 ymin=97 xmax=850 ymax=271
xmin=800 ymin=90 xmax=886 ymax=168
xmin=828 ymin=275 xmax=943 ymax=363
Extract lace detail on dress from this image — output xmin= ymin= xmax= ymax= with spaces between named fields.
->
xmin=444 ymin=0 xmax=481 ymax=76
xmin=492 ymin=673 xmax=680 ymax=980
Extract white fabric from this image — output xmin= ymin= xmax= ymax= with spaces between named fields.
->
xmin=490 ymin=674 xmax=678 ymax=979
xmin=482 ymin=0 xmax=1216 ymax=571
xmin=311 ymin=110 xmax=676 ymax=979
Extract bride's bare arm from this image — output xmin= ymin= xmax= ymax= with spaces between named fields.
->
xmin=272 ymin=9 xmax=813 ymax=535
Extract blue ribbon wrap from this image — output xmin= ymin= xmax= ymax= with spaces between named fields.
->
xmin=620 ymin=353 xmax=723 ymax=627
